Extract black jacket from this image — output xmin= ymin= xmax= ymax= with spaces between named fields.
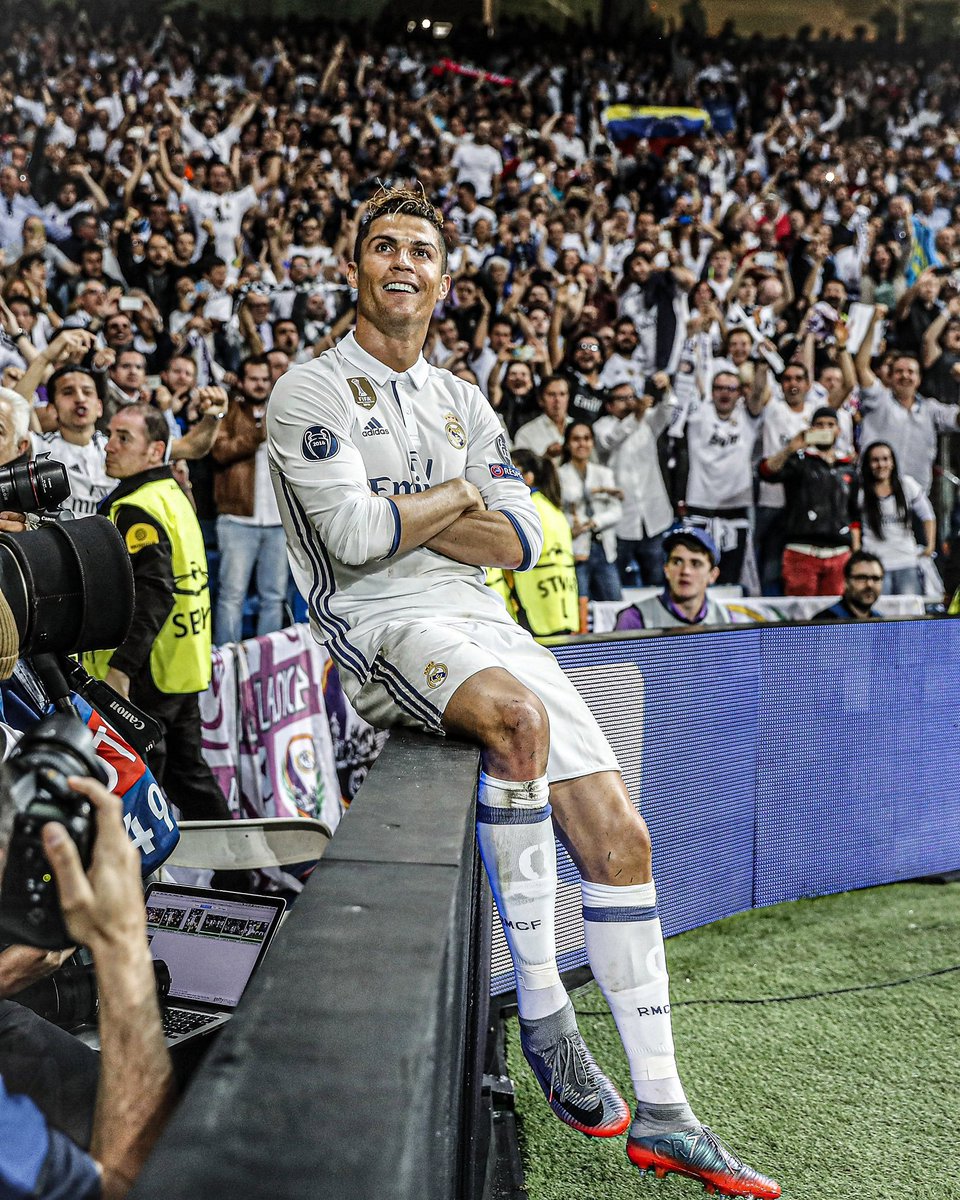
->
xmin=760 ymin=450 xmax=860 ymax=548
xmin=97 ymin=466 xmax=177 ymax=681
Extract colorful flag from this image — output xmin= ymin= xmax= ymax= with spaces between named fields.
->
xmin=602 ymin=105 xmax=711 ymax=151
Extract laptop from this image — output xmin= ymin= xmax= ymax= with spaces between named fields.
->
xmin=74 ymin=882 xmax=286 ymax=1051
xmin=143 ymin=882 xmax=286 ymax=1046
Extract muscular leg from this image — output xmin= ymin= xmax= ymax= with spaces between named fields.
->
xmin=443 ymin=666 xmax=548 ymax=780
xmin=551 ymin=771 xmax=693 ymax=1115
xmin=444 ymin=668 xmax=566 ymax=1020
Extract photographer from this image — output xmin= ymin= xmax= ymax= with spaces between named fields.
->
xmin=759 ymin=407 xmax=860 ymax=596
xmin=0 ymin=770 xmax=175 ymax=1199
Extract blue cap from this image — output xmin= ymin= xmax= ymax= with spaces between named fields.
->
xmin=662 ymin=524 xmax=719 ymax=566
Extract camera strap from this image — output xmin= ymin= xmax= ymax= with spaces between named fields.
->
xmin=56 ymin=657 xmax=163 ymax=761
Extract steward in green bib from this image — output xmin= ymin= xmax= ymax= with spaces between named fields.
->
xmin=504 ymin=450 xmax=580 ymax=638
xmin=87 ymin=471 xmax=211 ymax=695
xmin=86 ymin=403 xmax=234 ymax=827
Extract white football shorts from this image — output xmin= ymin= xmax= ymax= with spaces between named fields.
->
xmin=339 ymin=615 xmax=620 ymax=784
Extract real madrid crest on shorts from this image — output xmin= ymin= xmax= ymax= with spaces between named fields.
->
xmin=443 ymin=411 xmax=466 ymax=449
xmin=347 ymin=377 xmax=378 ymax=410
xmin=424 ymin=660 xmax=448 ymax=689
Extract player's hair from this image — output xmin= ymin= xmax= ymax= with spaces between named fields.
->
xmin=353 ymin=185 xmax=447 ymax=273
xmin=125 ymin=402 xmax=170 ymax=450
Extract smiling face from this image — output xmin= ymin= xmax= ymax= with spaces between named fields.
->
xmin=565 ymin=422 xmax=594 ymax=463
xmin=866 ymin=443 xmax=894 ymax=483
xmin=348 ymin=212 xmax=450 ymax=341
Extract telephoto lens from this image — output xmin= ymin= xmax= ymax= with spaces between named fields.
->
xmin=14 ymin=960 xmax=172 ymax=1030
xmin=14 ymin=964 xmax=99 ymax=1029
xmin=0 ymin=459 xmax=70 ymax=513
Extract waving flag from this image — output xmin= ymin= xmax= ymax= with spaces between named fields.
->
xmin=602 ymin=105 xmax=711 ymax=154
xmin=907 ymin=216 xmax=940 ymax=284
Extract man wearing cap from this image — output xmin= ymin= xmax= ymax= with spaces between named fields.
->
xmin=614 ymin=527 xmax=732 ymax=630
xmin=759 ymin=406 xmax=860 ymax=596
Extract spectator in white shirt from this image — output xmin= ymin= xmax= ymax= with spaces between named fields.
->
xmin=594 ymin=379 xmax=676 ymax=586
xmin=450 ymin=120 xmax=502 ymax=200
xmin=514 ymin=375 xmax=572 ymax=460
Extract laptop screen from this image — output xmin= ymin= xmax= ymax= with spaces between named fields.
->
xmin=144 ymin=885 xmax=285 ymax=1008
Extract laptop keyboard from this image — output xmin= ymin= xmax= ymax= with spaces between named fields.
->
xmin=162 ymin=1008 xmax=220 ymax=1038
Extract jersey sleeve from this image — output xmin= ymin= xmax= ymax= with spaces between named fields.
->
xmin=461 ymin=385 xmax=544 ymax=571
xmin=108 ymin=505 xmax=175 ymax=678
xmin=267 ymin=364 xmax=402 ymax=566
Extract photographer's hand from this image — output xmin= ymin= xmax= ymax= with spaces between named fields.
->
xmin=43 ymin=777 xmax=175 ymax=1200
xmin=103 ymin=667 xmax=130 ymax=699
xmin=0 ymin=943 xmax=75 ymax=998
xmin=41 ymin=777 xmax=142 ymax=954
xmin=0 ymin=511 xmax=27 ymax=533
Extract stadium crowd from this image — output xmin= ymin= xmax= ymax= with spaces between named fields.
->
xmin=2 ymin=10 xmax=960 ymax=1196
xmin=0 ymin=16 xmax=950 ymax=628
xmin=0 ymin=14 xmax=956 ymax=632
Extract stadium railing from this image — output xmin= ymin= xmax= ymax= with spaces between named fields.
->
xmin=130 ymin=728 xmax=491 ymax=1200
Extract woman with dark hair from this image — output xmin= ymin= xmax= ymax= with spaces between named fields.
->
xmin=859 ymin=242 xmax=905 ymax=309
xmin=854 ymin=440 xmax=935 ymax=594
xmin=494 ymin=449 xmax=579 ymax=637
xmin=558 ymin=422 xmax=623 ymax=601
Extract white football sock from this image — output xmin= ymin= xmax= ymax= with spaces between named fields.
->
xmin=477 ymin=772 xmax=567 ymax=1020
xmin=582 ymin=879 xmax=689 ymax=1105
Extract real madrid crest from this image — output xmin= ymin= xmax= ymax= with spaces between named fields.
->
xmin=424 ymin=660 xmax=448 ymax=689
xmin=443 ymin=411 xmax=466 ymax=449
xmin=347 ymin=377 xmax=378 ymax=410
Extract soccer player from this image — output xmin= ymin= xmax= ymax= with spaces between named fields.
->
xmin=267 ymin=188 xmax=780 ymax=1198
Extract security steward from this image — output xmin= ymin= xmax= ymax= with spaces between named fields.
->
xmin=504 ymin=449 xmax=579 ymax=637
xmin=85 ymin=403 xmax=234 ymax=826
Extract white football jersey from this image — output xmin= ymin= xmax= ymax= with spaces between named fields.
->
xmin=685 ymin=398 xmax=763 ymax=511
xmin=267 ymin=332 xmax=543 ymax=685
xmin=37 ymin=431 xmax=114 ymax=516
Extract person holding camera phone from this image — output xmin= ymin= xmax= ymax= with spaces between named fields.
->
xmin=759 ymin=406 xmax=860 ymax=596
xmin=0 ymin=767 xmax=175 ymax=1199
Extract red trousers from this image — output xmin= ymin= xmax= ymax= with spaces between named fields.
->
xmin=782 ymin=547 xmax=850 ymax=596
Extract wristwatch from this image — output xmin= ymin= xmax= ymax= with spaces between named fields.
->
xmin=9 ymin=327 xmax=26 ymax=340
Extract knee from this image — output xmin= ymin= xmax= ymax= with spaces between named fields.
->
xmin=592 ymin=807 xmax=652 ymax=885
xmin=485 ymin=688 xmax=549 ymax=769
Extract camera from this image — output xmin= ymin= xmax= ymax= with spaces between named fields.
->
xmin=0 ymin=516 xmax=134 ymax=663
xmin=0 ymin=458 xmax=69 ymax=514
xmin=14 ymin=960 xmax=171 ymax=1030
xmin=0 ymin=714 xmax=107 ymax=949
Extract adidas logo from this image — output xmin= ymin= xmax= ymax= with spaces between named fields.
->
xmin=361 ymin=417 xmax=390 ymax=437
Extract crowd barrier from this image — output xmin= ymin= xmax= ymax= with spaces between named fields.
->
xmin=131 ymin=729 xmax=490 ymax=1200
xmin=198 ymin=625 xmax=388 ymax=840
xmin=491 ymin=616 xmax=960 ymax=992
xmin=591 ymin=589 xmax=926 ymax=633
